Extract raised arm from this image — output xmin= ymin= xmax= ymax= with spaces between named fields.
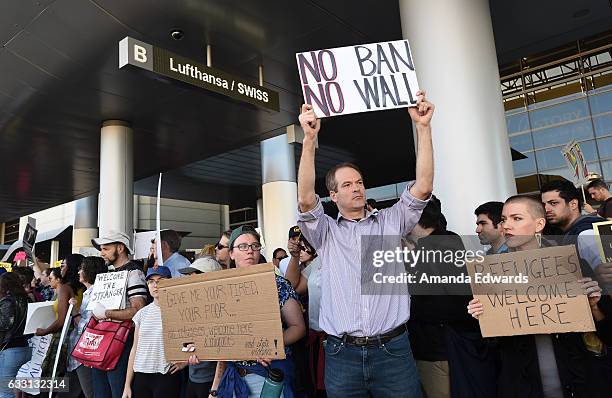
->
xmin=283 ymin=239 xmax=305 ymax=290
xmin=408 ymin=91 xmax=434 ymax=200
xmin=297 ymin=104 xmax=321 ymax=212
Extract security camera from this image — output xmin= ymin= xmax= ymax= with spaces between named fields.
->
xmin=170 ymin=29 xmax=184 ymax=40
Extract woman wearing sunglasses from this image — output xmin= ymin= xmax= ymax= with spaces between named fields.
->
xmin=191 ymin=225 xmax=306 ymax=398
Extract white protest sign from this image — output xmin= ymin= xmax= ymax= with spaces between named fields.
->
xmin=296 ymin=40 xmax=420 ymax=118
xmin=87 ymin=271 xmax=128 ymax=310
xmin=17 ymin=334 xmax=52 ymax=395
xmin=24 ymin=301 xmax=55 ymax=335
xmin=134 ymin=230 xmax=157 ymax=260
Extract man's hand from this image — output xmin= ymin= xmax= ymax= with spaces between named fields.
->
xmin=584 ymin=203 xmax=596 ymax=214
xmin=298 ymin=104 xmax=321 ymax=141
xmin=408 ymin=90 xmax=434 ymax=127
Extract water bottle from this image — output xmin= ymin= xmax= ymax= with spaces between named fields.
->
xmin=259 ymin=367 xmax=284 ymax=398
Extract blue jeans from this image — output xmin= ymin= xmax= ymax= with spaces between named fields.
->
xmin=91 ymin=333 xmax=133 ymax=398
xmin=324 ymin=331 xmax=421 ymax=398
xmin=0 ymin=346 xmax=31 ymax=398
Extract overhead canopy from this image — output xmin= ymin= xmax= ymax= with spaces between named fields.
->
xmin=1 ymin=225 xmax=73 ymax=262
xmin=1 ymin=0 xmax=611 ymax=220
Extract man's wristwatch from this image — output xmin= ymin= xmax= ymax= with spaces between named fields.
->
xmin=209 ymin=390 xmax=218 ymax=397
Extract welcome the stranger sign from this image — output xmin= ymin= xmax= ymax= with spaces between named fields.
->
xmin=119 ymin=37 xmax=279 ymax=112
xmin=296 ymin=40 xmax=420 ymax=118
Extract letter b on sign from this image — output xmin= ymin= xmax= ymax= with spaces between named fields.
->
xmin=119 ymin=37 xmax=153 ymax=72
xmin=134 ymin=45 xmax=147 ymax=63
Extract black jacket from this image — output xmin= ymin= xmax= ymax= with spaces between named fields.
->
xmin=0 ymin=293 xmax=29 ymax=348
xmin=408 ymin=229 xmax=477 ymax=361
xmin=496 ymin=229 xmax=609 ymax=398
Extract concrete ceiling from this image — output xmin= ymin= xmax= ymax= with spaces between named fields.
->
xmin=1 ymin=0 xmax=612 ymax=220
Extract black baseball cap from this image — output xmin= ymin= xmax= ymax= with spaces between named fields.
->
xmin=289 ymin=225 xmax=301 ymax=239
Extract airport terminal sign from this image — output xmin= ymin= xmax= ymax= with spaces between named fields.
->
xmin=119 ymin=37 xmax=279 ymax=112
xmin=296 ymin=40 xmax=420 ymax=118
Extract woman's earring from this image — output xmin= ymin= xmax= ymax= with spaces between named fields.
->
xmin=535 ymin=233 xmax=542 ymax=247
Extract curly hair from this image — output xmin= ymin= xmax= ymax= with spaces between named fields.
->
xmin=80 ymin=256 xmax=108 ymax=285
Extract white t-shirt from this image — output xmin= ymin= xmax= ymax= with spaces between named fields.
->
xmin=279 ymin=257 xmax=291 ymax=277
xmin=132 ymin=303 xmax=170 ymax=374
xmin=302 ymin=257 xmax=323 ymax=332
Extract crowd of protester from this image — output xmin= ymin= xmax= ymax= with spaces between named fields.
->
xmin=0 ymin=92 xmax=611 ymax=398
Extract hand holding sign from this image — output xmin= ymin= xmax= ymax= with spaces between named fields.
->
xmin=408 ymin=90 xmax=434 ymax=128
xmin=298 ymin=104 xmax=320 ymax=141
xmin=579 ymin=277 xmax=602 ymax=307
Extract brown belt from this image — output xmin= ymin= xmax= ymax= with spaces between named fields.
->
xmin=336 ymin=323 xmax=408 ymax=347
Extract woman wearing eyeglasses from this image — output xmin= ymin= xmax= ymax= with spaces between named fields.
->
xmin=191 ymin=225 xmax=306 ymax=398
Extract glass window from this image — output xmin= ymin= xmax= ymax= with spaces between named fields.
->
xmin=589 ymin=90 xmax=612 ymax=115
xmin=513 ymin=155 xmax=536 ymax=177
xmin=593 ymin=113 xmax=612 ymax=137
xmin=597 ymin=136 xmax=612 ymax=159
xmin=509 ymin=133 xmax=534 ymax=152
xmin=535 ymin=140 xmax=597 ymax=171
xmin=601 ymin=160 xmax=612 ymax=181
xmin=506 ymin=112 xmax=530 ymax=134
xmin=528 ymin=92 xmax=583 ymax=110
xmin=541 ymin=162 xmax=601 ymax=183
xmin=530 ymin=98 xmax=589 ymax=129
xmin=532 ymin=119 xmax=594 ymax=149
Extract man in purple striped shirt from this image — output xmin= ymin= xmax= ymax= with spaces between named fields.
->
xmin=296 ymin=91 xmax=434 ymax=397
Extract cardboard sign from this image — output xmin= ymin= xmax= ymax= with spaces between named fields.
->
xmin=87 ymin=271 xmax=128 ymax=310
xmin=22 ymin=218 xmax=38 ymax=262
xmin=466 ymin=245 xmax=595 ymax=337
xmin=24 ymin=301 xmax=56 ymax=335
xmin=17 ymin=334 xmax=52 ymax=394
xmin=158 ymin=263 xmax=285 ymax=361
xmin=296 ymin=39 xmax=420 ymax=118
xmin=562 ymin=140 xmax=589 ymax=184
